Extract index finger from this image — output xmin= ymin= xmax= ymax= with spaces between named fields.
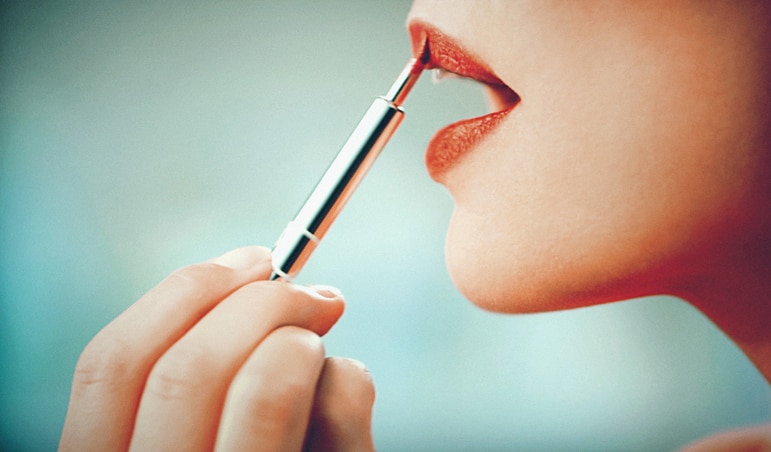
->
xmin=60 ymin=246 xmax=272 ymax=451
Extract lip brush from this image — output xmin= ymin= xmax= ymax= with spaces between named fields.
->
xmin=270 ymin=46 xmax=428 ymax=282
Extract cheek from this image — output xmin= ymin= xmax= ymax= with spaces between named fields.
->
xmin=442 ymin=63 xmax=758 ymax=313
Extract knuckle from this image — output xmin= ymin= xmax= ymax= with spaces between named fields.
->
xmin=72 ymin=333 xmax=134 ymax=397
xmin=224 ymin=282 xmax=288 ymax=321
xmin=319 ymin=357 xmax=376 ymax=418
xmin=238 ymin=280 xmax=296 ymax=304
xmin=233 ymin=281 xmax=310 ymax=315
xmin=233 ymin=377 xmax=307 ymax=427
xmin=160 ymin=262 xmax=231 ymax=301
xmin=145 ymin=344 xmax=216 ymax=401
xmin=272 ymin=326 xmax=326 ymax=361
xmin=230 ymin=328 xmax=324 ymax=423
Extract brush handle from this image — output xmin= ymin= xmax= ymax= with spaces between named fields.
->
xmin=270 ymin=97 xmax=404 ymax=282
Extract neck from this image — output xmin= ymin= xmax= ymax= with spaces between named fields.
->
xmin=675 ymin=248 xmax=771 ymax=383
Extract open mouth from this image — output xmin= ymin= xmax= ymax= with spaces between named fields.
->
xmin=409 ymin=21 xmax=520 ymax=181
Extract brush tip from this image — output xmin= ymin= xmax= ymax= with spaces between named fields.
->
xmin=415 ymin=33 xmax=430 ymax=65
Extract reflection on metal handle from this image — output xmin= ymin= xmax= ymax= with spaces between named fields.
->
xmin=271 ymin=98 xmax=403 ymax=281
xmin=270 ymin=57 xmax=425 ymax=282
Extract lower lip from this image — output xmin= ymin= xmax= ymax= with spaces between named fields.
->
xmin=425 ymin=107 xmax=514 ymax=181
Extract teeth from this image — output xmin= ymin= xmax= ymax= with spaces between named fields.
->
xmin=431 ymin=68 xmax=463 ymax=84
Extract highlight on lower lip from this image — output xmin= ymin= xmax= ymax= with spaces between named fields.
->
xmin=425 ymin=107 xmax=513 ymax=181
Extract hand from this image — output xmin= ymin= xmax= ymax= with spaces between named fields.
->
xmin=59 ymin=246 xmax=376 ymax=451
xmin=680 ymin=424 xmax=771 ymax=451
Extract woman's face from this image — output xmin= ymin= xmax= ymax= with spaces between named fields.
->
xmin=408 ymin=1 xmax=771 ymax=313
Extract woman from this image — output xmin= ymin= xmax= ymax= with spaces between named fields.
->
xmin=60 ymin=1 xmax=770 ymax=450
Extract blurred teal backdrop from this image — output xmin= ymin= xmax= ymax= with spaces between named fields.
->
xmin=1 ymin=2 xmax=768 ymax=451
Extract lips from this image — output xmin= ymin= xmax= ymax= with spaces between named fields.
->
xmin=409 ymin=21 xmax=520 ymax=181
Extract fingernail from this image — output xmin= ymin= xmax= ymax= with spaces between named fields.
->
xmin=308 ymin=284 xmax=343 ymax=299
xmin=212 ymin=247 xmax=267 ymax=271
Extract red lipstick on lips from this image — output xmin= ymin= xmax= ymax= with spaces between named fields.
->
xmin=409 ymin=21 xmax=520 ymax=181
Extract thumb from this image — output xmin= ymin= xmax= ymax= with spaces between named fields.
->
xmin=304 ymin=357 xmax=376 ymax=452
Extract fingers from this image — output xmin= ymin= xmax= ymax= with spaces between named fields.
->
xmin=304 ymin=357 xmax=377 ymax=452
xmin=128 ymin=283 xmax=344 ymax=450
xmin=60 ymin=246 xmax=272 ymax=452
xmin=680 ymin=423 xmax=771 ymax=451
xmin=214 ymin=326 xmax=325 ymax=452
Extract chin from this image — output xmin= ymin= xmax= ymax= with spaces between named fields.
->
xmin=444 ymin=249 xmax=579 ymax=315
xmin=445 ymin=243 xmax=635 ymax=315
xmin=443 ymin=210 xmax=559 ymax=314
xmin=442 ymin=207 xmax=665 ymax=315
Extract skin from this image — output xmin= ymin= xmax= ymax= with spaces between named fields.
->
xmin=61 ymin=1 xmax=770 ymax=450
xmin=408 ymin=0 xmax=771 ymax=449
xmin=59 ymin=247 xmax=376 ymax=451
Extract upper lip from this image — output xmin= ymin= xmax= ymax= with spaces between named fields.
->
xmin=407 ymin=21 xmax=520 ymax=181
xmin=408 ymin=21 xmax=519 ymax=110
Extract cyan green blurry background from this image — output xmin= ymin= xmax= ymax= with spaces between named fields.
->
xmin=1 ymin=2 xmax=768 ymax=450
